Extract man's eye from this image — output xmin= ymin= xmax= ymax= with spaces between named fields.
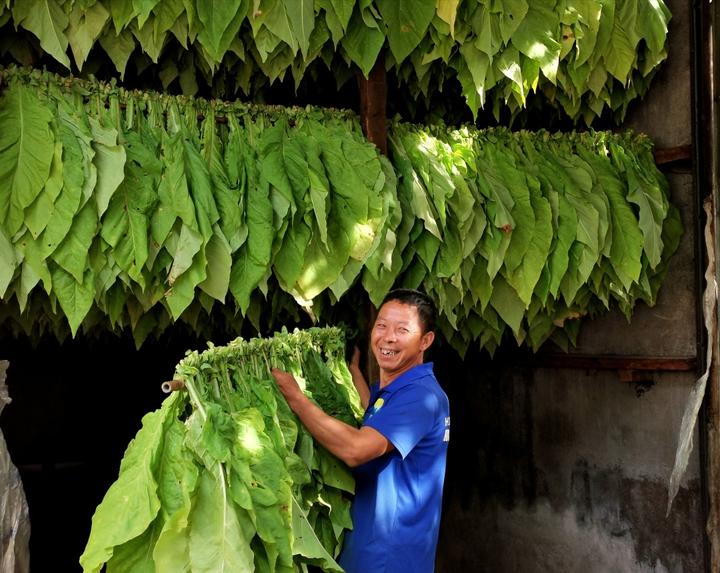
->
xmin=400 ymin=328 xmax=409 ymax=334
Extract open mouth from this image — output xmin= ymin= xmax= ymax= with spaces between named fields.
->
xmin=380 ymin=348 xmax=398 ymax=357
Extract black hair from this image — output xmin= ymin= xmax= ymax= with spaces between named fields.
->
xmin=379 ymin=289 xmax=436 ymax=334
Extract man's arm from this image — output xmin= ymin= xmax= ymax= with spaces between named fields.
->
xmin=349 ymin=346 xmax=370 ymax=410
xmin=271 ymin=368 xmax=393 ymax=467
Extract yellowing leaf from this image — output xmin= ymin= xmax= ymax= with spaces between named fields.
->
xmin=436 ymin=0 xmax=460 ymax=37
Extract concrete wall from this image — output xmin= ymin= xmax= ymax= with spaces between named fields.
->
xmin=436 ymin=1 xmax=704 ymax=571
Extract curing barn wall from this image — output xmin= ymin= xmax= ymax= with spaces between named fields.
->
xmin=435 ymin=1 xmax=704 ymax=572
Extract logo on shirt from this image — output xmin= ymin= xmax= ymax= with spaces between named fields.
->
xmin=367 ymin=398 xmax=384 ymax=418
xmin=443 ymin=416 xmax=450 ymax=442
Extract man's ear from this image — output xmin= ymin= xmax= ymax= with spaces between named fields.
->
xmin=420 ymin=330 xmax=435 ymax=352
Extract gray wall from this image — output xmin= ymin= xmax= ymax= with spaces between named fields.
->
xmin=436 ymin=1 xmax=704 ymax=571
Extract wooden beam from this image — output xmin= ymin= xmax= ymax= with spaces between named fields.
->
xmin=357 ymin=55 xmax=387 ymax=155
xmin=356 ymin=56 xmax=387 ymax=383
xmin=523 ymin=353 xmax=697 ymax=372
xmin=654 ymin=144 xmax=693 ymax=166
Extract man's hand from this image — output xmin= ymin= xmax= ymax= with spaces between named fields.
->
xmin=271 ymin=368 xmax=305 ymax=410
xmin=271 ymin=366 xmax=390 ymax=467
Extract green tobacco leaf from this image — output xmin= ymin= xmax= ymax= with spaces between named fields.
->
xmin=188 ymin=467 xmax=255 ymax=573
xmin=459 ymin=43 xmax=491 ymax=109
xmin=489 ymin=274 xmax=524 ymax=336
xmin=165 ymin=245 xmax=208 ymax=319
xmin=198 ymin=229 xmax=232 ymax=301
xmin=13 ymin=0 xmax=71 ymax=68
xmin=52 ymin=202 xmax=98 ymax=283
xmin=80 ymin=394 xmax=182 ymax=573
xmin=635 ymin=0 xmax=670 ymax=71
xmin=605 ymin=18 xmax=636 ymax=82
xmin=32 ymin=150 xmax=83 ymax=261
xmin=134 ymin=0 xmax=162 ymax=28
xmin=168 ymin=224 xmax=203 ymax=284
xmin=229 ymin=144 xmax=273 ymax=314
xmin=89 ymin=117 xmax=126 ymax=218
xmin=616 ymin=144 xmax=666 ymax=268
xmin=0 ymin=227 xmax=16 ymax=298
xmin=100 ymin=128 xmax=160 ymax=284
xmin=99 ymin=28 xmax=136 ymax=78
xmin=261 ymin=0 xmax=306 ymax=56
xmin=579 ymin=144 xmax=643 ymax=289
xmin=131 ymin=15 xmax=165 ymax=62
xmin=197 ymin=0 xmax=247 ymax=65
xmin=510 ymin=2 xmax=561 ymax=84
xmin=496 ymin=45 xmax=526 ymax=100
xmin=25 ymin=141 xmax=63 ymax=239
xmin=153 ymin=0 xmax=186 ymax=47
xmin=58 ymin=104 xmax=97 ymax=212
xmin=274 ymin=220 xmax=312 ymax=292
xmin=152 ymin=419 xmax=200 ymax=572
xmin=0 ymin=82 xmax=55 ymax=236
xmin=340 ymin=9 xmax=384 ymax=77
xmin=498 ymin=0 xmax=529 ymax=43
xmin=51 ymin=265 xmax=95 ymax=336
xmin=109 ymin=0 xmax=137 ymax=33
xmin=499 ymin=158 xmax=534 ymax=273
xmin=291 ymin=496 xmax=344 ymax=572
xmin=507 ymin=187 xmax=552 ymax=306
xmin=104 ymin=525 xmax=158 ymax=573
xmin=202 ymin=112 xmax=244 ymax=252
xmin=547 ymin=193 xmax=577 ymax=298
xmin=182 ymin=130 xmax=220 ymax=242
xmin=329 ymin=0 xmax=354 ymax=31
xmin=572 ymin=0 xmax=602 ymax=67
xmin=376 ymin=0 xmax=435 ymax=64
xmin=287 ymin=0 xmax=316 ymax=58
xmin=67 ymin=2 xmax=110 ymax=70
xmin=305 ymin=134 xmax=331 ymax=248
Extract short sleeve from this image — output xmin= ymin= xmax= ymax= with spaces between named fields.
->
xmin=363 ymin=385 xmax=438 ymax=459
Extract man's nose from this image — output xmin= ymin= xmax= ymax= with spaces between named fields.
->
xmin=384 ymin=329 xmax=397 ymax=341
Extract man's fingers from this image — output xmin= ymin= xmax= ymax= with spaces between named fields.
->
xmin=270 ymin=368 xmax=296 ymax=388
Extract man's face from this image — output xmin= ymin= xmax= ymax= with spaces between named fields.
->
xmin=371 ymin=300 xmax=435 ymax=380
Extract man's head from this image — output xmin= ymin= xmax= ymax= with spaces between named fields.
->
xmin=379 ymin=289 xmax=436 ymax=334
xmin=371 ymin=289 xmax=436 ymax=384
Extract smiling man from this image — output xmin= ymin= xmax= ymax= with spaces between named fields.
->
xmin=271 ymin=289 xmax=450 ymax=573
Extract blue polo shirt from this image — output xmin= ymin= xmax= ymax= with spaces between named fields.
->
xmin=338 ymin=362 xmax=450 ymax=573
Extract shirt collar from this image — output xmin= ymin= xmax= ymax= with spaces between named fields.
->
xmin=374 ymin=362 xmax=434 ymax=395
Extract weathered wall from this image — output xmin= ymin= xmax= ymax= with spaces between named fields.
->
xmin=436 ymin=363 xmax=703 ymax=572
xmin=436 ymin=0 xmax=704 ymax=571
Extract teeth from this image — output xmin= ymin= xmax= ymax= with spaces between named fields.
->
xmin=381 ymin=349 xmax=397 ymax=356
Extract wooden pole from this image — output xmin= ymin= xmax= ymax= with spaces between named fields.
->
xmin=357 ymin=55 xmax=387 ymax=383
xmin=357 ymin=54 xmax=387 ymax=155
xmin=695 ymin=0 xmax=719 ymax=570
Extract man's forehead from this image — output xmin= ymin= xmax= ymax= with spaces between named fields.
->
xmin=375 ymin=301 xmax=420 ymax=322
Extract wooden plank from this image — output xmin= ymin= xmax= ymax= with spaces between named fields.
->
xmin=654 ymin=144 xmax=692 ymax=166
xmin=523 ymin=354 xmax=697 ymax=372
